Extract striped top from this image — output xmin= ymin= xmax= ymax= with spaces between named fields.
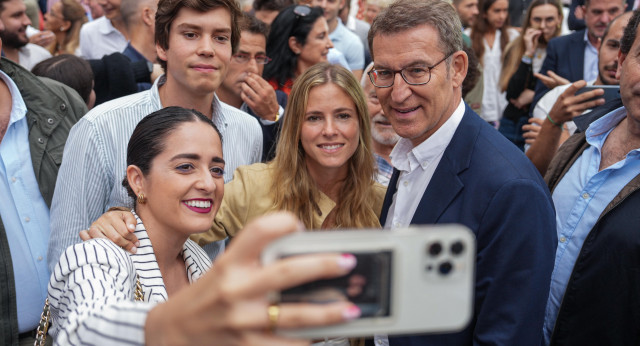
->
xmin=48 ymin=76 xmax=261 ymax=271
xmin=47 ymin=211 xmax=211 ymax=345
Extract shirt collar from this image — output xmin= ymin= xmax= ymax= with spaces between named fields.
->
xmin=390 ymin=99 xmax=465 ymax=172
xmin=585 ymin=106 xmax=627 ymax=149
xmin=99 ymin=16 xmax=119 ymax=35
xmin=583 ymin=29 xmax=597 ymax=49
xmin=0 ymin=70 xmax=27 ymax=126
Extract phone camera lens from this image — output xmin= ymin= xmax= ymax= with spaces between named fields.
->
xmin=428 ymin=242 xmax=442 ymax=256
xmin=439 ymin=261 xmax=453 ymax=275
xmin=450 ymin=241 xmax=465 ymax=255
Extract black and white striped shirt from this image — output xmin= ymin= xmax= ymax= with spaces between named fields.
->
xmin=47 ymin=211 xmax=211 ymax=345
xmin=48 ymin=77 xmax=261 ymax=270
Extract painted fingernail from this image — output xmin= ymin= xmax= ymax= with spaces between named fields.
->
xmin=128 ymin=224 xmax=135 ymax=230
xmin=135 ymin=241 xmax=140 ymax=247
xmin=130 ymin=247 xmax=137 ymax=254
xmin=338 ymin=254 xmax=357 ymax=270
xmin=342 ymin=305 xmax=361 ymax=321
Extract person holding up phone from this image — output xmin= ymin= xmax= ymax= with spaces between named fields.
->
xmin=498 ymin=0 xmax=563 ymax=150
xmin=524 ymin=11 xmax=630 ymax=174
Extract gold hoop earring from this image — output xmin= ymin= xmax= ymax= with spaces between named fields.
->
xmin=137 ymin=193 xmax=146 ymax=204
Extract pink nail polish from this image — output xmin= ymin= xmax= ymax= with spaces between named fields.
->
xmin=342 ymin=305 xmax=361 ymax=320
xmin=338 ymin=254 xmax=357 ymax=270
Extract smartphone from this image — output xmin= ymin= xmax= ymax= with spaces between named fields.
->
xmin=575 ymin=85 xmax=620 ymax=103
xmin=261 ymin=225 xmax=475 ymax=338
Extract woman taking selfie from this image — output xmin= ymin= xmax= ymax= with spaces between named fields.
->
xmin=465 ymin=0 xmax=519 ymax=126
xmin=45 ymin=107 xmax=361 ymax=345
xmin=263 ymin=5 xmax=335 ymax=95
xmin=498 ymin=0 xmax=563 ymax=150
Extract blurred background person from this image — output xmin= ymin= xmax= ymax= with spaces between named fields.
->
xmin=76 ymin=0 xmax=128 ymax=59
xmin=465 ymin=0 xmax=519 ymax=127
xmin=43 ymin=0 xmax=87 ymax=55
xmin=0 ymin=0 xmax=51 ymax=69
xmin=361 ymin=62 xmax=397 ymax=186
xmin=453 ymin=0 xmax=480 ymax=29
xmin=264 ymin=5 xmax=333 ymax=95
xmin=119 ymin=0 xmax=156 ymax=91
xmin=31 ymin=53 xmax=96 ymax=109
xmin=338 ymin=0 xmax=370 ymax=67
xmin=498 ymin=0 xmax=562 ymax=150
xmin=217 ymin=14 xmax=287 ymax=162
xmin=251 ymin=0 xmax=292 ymax=24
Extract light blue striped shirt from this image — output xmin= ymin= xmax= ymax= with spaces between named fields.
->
xmin=543 ymin=106 xmax=640 ymax=344
xmin=48 ymin=77 xmax=261 ymax=270
xmin=0 ymin=70 xmax=51 ymax=332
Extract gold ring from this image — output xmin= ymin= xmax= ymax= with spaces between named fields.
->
xmin=267 ymin=303 xmax=280 ymax=333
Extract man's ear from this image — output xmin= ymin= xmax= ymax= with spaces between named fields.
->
xmin=156 ymin=42 xmax=168 ymax=64
xmin=142 ymin=6 xmax=155 ymax=27
xmin=616 ymin=50 xmax=626 ymax=80
xmin=289 ymin=36 xmax=302 ymax=55
xmin=450 ymin=50 xmax=468 ymax=89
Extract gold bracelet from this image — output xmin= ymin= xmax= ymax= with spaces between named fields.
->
xmin=274 ymin=110 xmax=280 ymax=122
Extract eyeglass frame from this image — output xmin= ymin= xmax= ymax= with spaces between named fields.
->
xmin=231 ymin=53 xmax=272 ymax=65
xmin=367 ymin=51 xmax=455 ymax=88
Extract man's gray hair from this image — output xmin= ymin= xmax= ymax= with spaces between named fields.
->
xmin=368 ymin=0 xmax=463 ymax=60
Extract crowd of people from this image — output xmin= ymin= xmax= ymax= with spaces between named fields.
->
xmin=2 ymin=0 xmax=640 ymax=344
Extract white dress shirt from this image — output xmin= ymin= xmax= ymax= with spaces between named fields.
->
xmin=76 ymin=16 xmax=127 ymax=59
xmin=17 ymin=43 xmax=52 ymax=70
xmin=48 ymin=211 xmax=211 ymax=345
xmin=384 ymin=100 xmax=466 ymax=229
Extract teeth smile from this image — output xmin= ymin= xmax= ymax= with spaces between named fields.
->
xmin=397 ymin=107 xmax=419 ymax=113
xmin=184 ymin=200 xmax=211 ymax=208
xmin=320 ymin=144 xmax=343 ymax=150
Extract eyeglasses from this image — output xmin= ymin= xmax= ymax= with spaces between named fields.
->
xmin=232 ymin=53 xmax=272 ymax=65
xmin=368 ymin=52 xmax=454 ymax=88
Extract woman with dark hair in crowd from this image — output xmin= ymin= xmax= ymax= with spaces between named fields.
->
xmin=43 ymin=0 xmax=87 ymax=55
xmin=465 ymin=0 xmax=519 ymax=127
xmin=45 ymin=106 xmax=360 ymax=345
xmin=31 ymin=54 xmax=96 ymax=109
xmin=498 ymin=0 xmax=562 ymax=150
xmin=263 ymin=5 xmax=334 ymax=95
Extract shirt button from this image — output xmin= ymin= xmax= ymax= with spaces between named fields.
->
xmin=37 ymin=138 xmax=44 ymax=144
xmin=47 ymin=118 xmax=54 ymax=124
xmin=37 ymin=256 xmax=43 ymax=261
xmin=582 ymin=192 xmax=590 ymax=199
xmin=60 ymin=103 xmax=66 ymax=111
xmin=559 ymin=236 xmax=566 ymax=243
xmin=11 ymin=177 xmax=16 ymax=183
xmin=403 ymin=181 xmax=409 ymax=187
xmin=24 ymin=217 xmax=30 ymax=223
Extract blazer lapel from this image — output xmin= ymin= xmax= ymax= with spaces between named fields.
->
xmin=380 ymin=168 xmax=401 ymax=226
xmin=411 ymin=107 xmax=479 ymax=224
xmin=570 ymin=30 xmax=586 ymax=81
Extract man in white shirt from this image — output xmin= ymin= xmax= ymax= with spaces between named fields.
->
xmin=48 ymin=0 xmax=263 ymax=267
xmin=367 ymin=0 xmax=556 ymax=344
xmin=76 ymin=0 xmax=128 ymax=59
xmin=0 ymin=0 xmax=51 ymax=70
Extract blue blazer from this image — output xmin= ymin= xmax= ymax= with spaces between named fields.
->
xmin=532 ymin=30 xmax=586 ymax=112
xmin=382 ymin=105 xmax=557 ymax=345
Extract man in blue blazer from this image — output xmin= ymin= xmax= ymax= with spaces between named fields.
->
xmin=533 ymin=0 xmax=626 ymax=110
xmin=367 ymin=0 xmax=557 ymax=344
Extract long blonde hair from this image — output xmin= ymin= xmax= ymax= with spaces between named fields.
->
xmin=270 ymin=62 xmax=379 ymax=229
xmin=499 ymin=0 xmax=563 ymax=91
xmin=51 ymin=0 xmax=88 ymax=55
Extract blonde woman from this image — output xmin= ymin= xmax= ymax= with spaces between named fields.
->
xmin=43 ymin=0 xmax=87 ymax=55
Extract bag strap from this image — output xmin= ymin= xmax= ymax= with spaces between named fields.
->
xmin=34 ymin=275 xmax=144 ymax=345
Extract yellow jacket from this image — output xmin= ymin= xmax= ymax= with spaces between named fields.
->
xmin=191 ymin=162 xmax=388 ymax=246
